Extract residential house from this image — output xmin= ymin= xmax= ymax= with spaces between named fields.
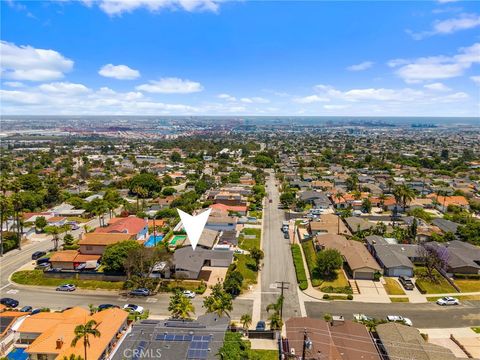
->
xmin=0 ymin=311 xmax=28 ymax=357
xmin=49 ymin=250 xmax=101 ymax=270
xmin=427 ymin=194 xmax=470 ymax=213
xmin=365 ymin=236 xmax=421 ymax=277
xmin=174 ymin=247 xmax=233 ymax=279
xmin=17 ymin=307 xmax=128 ymax=360
xmin=344 ymin=217 xmax=375 ymax=234
xmin=79 ymin=233 xmax=135 ymax=255
xmin=309 ymin=214 xmax=351 ymax=236
xmin=112 ymin=314 xmax=229 ymax=360
xmin=95 ymin=216 xmax=148 ymax=240
xmin=209 ymin=203 xmax=248 ymax=216
xmin=315 ymin=234 xmax=382 ymax=279
xmin=205 ymin=214 xmax=237 ymax=232
xmin=284 ymin=317 xmax=380 ymax=360
xmin=376 ymin=323 xmax=457 ymax=360
xmin=431 ymin=218 xmax=461 ymax=235
xmin=428 ymin=240 xmax=480 ymax=275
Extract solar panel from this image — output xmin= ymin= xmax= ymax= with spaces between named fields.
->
xmin=132 ymin=341 xmax=147 ymax=360
xmin=165 ymin=334 xmax=175 ymax=341
xmin=187 ymin=349 xmax=208 ymax=359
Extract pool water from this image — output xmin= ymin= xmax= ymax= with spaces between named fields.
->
xmin=8 ymin=348 xmax=28 ymax=360
xmin=144 ymin=234 xmax=164 ymax=247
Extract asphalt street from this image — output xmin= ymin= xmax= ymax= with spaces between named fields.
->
xmin=305 ymin=300 xmax=480 ymax=328
xmin=260 ymin=170 xmax=301 ymax=320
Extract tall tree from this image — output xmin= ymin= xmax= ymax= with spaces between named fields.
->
xmin=71 ymin=320 xmax=101 ymax=360
xmin=168 ymin=291 xmax=195 ymax=319
xmin=203 ymin=283 xmax=233 ymax=317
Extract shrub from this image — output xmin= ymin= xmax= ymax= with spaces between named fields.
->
xmin=323 ymin=294 xmax=330 ymax=300
xmin=454 ymin=273 xmax=480 ymax=280
xmin=347 ymin=294 xmax=353 ymax=300
xmin=291 ymin=244 xmax=308 ymax=290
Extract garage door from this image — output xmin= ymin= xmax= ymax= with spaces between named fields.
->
xmin=390 ymin=268 xmax=413 ymax=277
xmin=354 ymin=271 xmax=374 ymax=280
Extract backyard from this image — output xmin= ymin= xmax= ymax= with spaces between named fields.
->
xmin=414 ymin=267 xmax=456 ymax=294
xmin=238 ymin=228 xmax=261 ymax=251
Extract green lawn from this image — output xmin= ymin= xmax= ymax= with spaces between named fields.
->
xmin=248 ymin=210 xmax=263 ymax=219
xmin=238 ymin=228 xmax=261 ymax=251
xmin=319 ymin=270 xmax=351 ymax=294
xmin=390 ymin=297 xmax=409 ymax=303
xmin=454 ymin=279 xmax=480 ymax=292
xmin=472 ymin=327 xmax=480 ymax=334
xmin=11 ymin=270 xmax=124 ymax=290
xmin=384 ymin=278 xmax=406 ymax=295
xmin=66 ymin=216 xmax=90 ymax=223
xmin=414 ymin=268 xmax=456 ymax=294
xmin=291 ymin=244 xmax=308 ymax=290
xmin=301 ymin=240 xmax=322 ymax=287
xmin=234 ymin=254 xmax=258 ymax=288
xmin=248 ymin=350 xmax=278 ymax=360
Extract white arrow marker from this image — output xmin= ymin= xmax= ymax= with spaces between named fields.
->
xmin=177 ymin=208 xmax=211 ymax=251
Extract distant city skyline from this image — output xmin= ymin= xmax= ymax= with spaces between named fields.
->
xmin=1 ymin=0 xmax=479 ymax=116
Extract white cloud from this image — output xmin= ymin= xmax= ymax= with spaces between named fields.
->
xmin=408 ymin=13 xmax=480 ymax=39
xmin=38 ymin=82 xmax=90 ymax=95
xmin=323 ymin=104 xmax=349 ymax=110
xmin=0 ymin=41 xmax=73 ymax=81
xmin=437 ymin=0 xmax=460 ymax=3
xmin=346 ymin=61 xmax=374 ymax=71
xmin=293 ymin=95 xmax=330 ymax=104
xmin=136 ymin=77 xmax=203 ymax=93
xmin=471 ymin=75 xmax=480 ymax=84
xmin=217 ymin=93 xmax=236 ymax=101
xmin=424 ymin=82 xmax=451 ymax=91
xmin=93 ymin=0 xmax=220 ymax=16
xmin=3 ymin=81 xmax=25 ymax=88
xmin=390 ymin=42 xmax=480 ymax=83
xmin=98 ymin=64 xmax=140 ymax=80
xmin=240 ymin=97 xmax=269 ymax=104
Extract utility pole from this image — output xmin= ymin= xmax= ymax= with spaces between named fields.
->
xmin=276 ymin=281 xmax=289 ymax=320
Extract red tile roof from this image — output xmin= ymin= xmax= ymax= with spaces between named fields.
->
xmin=95 ymin=216 xmax=147 ymax=235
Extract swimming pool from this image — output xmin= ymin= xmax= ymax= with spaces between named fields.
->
xmin=144 ymin=234 xmax=164 ymax=247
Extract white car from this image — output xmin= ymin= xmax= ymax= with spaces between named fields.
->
xmin=387 ymin=315 xmax=412 ymax=326
xmin=183 ymin=290 xmax=196 ymax=299
xmin=436 ymin=296 xmax=460 ymax=306
xmin=123 ymin=304 xmax=144 ymax=314
xmin=353 ymin=314 xmax=373 ymax=322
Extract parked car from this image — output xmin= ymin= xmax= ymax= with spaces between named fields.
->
xmin=19 ymin=306 xmax=33 ymax=313
xmin=31 ymin=251 xmax=47 ymax=260
xmin=31 ymin=308 xmax=42 ymax=315
xmin=129 ymin=288 xmax=151 ymax=297
xmin=98 ymin=304 xmax=119 ymax=311
xmin=56 ymin=284 xmax=76 ymax=292
xmin=123 ymin=304 xmax=144 ymax=314
xmin=436 ymin=297 xmax=460 ymax=306
xmin=0 ymin=298 xmax=19 ymax=308
xmin=183 ymin=290 xmax=196 ymax=299
xmin=35 ymin=262 xmax=51 ymax=270
xmin=283 ymin=232 xmax=290 ymax=240
xmin=269 ymin=199 xmax=273 ymax=203
xmin=255 ymin=320 xmax=266 ymax=331
xmin=387 ymin=315 xmax=412 ymax=326
xmin=36 ymin=257 xmax=50 ymax=265
xmin=398 ymin=276 xmax=415 ymax=291
xmin=353 ymin=314 xmax=373 ymax=322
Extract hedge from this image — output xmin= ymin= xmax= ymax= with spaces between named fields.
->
xmin=454 ymin=274 xmax=480 ymax=280
xmin=291 ymin=244 xmax=308 ymax=290
xmin=301 ymin=240 xmax=322 ymax=287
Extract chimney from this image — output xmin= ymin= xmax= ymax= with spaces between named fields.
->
xmin=56 ymin=338 xmax=63 ymax=349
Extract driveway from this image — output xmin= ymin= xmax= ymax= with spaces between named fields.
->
xmin=356 ymin=279 xmax=388 ymax=296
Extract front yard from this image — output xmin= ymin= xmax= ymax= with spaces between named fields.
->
xmin=11 ymin=270 xmax=124 ymax=290
xmin=234 ymin=254 xmax=258 ymax=289
xmin=414 ymin=268 xmax=456 ymax=294
xmin=384 ymin=278 xmax=406 ymax=295
xmin=454 ymin=279 xmax=480 ymax=292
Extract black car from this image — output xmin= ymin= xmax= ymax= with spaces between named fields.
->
xmin=20 ymin=306 xmax=33 ymax=313
xmin=36 ymin=257 xmax=50 ymax=265
xmin=98 ymin=304 xmax=119 ymax=311
xmin=283 ymin=232 xmax=290 ymax=240
xmin=398 ymin=276 xmax=415 ymax=290
xmin=35 ymin=262 xmax=51 ymax=270
xmin=0 ymin=298 xmax=19 ymax=308
xmin=31 ymin=251 xmax=47 ymax=260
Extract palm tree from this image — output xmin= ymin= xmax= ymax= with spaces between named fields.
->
xmin=386 ymin=178 xmax=395 ymax=194
xmin=268 ymin=312 xmax=283 ymax=330
xmin=11 ymin=193 xmax=23 ymax=251
xmin=400 ymin=185 xmax=415 ymax=211
xmin=168 ymin=291 xmax=195 ymax=319
xmin=45 ymin=225 xmax=62 ymax=251
xmin=0 ymin=195 xmax=12 ymax=257
xmin=240 ymin=313 xmax=252 ymax=333
xmin=71 ymin=320 xmax=101 ymax=360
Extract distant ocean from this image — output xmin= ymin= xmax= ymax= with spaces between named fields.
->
xmin=1 ymin=115 xmax=479 ymax=127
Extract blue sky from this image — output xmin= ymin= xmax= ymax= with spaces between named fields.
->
xmin=1 ymin=0 xmax=479 ymax=116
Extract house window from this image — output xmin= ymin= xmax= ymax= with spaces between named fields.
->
xmin=38 ymin=354 xmax=49 ymax=360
